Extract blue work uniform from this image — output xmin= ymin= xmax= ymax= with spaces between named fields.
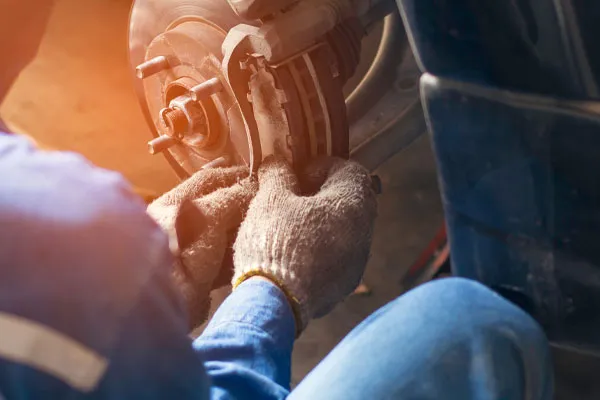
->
xmin=0 ymin=132 xmax=552 ymax=399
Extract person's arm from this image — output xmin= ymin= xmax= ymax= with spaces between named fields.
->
xmin=193 ymin=278 xmax=295 ymax=400
xmin=0 ymin=133 xmax=212 ymax=399
xmin=192 ymin=156 xmax=377 ymax=400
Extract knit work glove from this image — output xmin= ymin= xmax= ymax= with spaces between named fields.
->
xmin=148 ymin=166 xmax=257 ymax=328
xmin=232 ymin=157 xmax=377 ymax=332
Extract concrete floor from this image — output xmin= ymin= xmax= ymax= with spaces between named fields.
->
xmin=1 ymin=0 xmax=178 ymax=195
xmin=0 ymin=0 xmax=444 ymax=386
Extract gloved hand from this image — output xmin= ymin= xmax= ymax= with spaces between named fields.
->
xmin=232 ymin=156 xmax=378 ymax=333
xmin=148 ymin=166 xmax=257 ymax=328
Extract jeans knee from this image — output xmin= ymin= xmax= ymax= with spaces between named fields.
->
xmin=326 ymin=278 xmax=552 ymax=400
xmin=396 ymin=278 xmax=547 ymax=345
xmin=412 ymin=276 xmax=500 ymax=302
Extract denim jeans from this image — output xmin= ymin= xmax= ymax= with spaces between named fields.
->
xmin=289 ymin=278 xmax=553 ymax=399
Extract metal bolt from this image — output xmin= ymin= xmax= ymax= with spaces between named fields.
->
xmin=136 ymin=56 xmax=169 ymax=79
xmin=160 ymin=107 xmax=188 ymax=137
xmin=189 ymin=78 xmax=223 ymax=102
xmin=201 ymin=156 xmax=229 ymax=170
xmin=148 ymin=135 xmax=177 ymax=155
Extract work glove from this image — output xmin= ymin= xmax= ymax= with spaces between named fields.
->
xmin=148 ymin=166 xmax=257 ymax=328
xmin=232 ymin=156 xmax=378 ymax=333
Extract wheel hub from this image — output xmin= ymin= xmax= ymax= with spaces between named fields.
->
xmin=129 ymin=0 xmax=363 ymax=176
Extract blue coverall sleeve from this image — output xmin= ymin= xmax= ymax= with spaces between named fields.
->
xmin=194 ymin=279 xmax=296 ymax=400
xmin=0 ymin=133 xmax=211 ymax=399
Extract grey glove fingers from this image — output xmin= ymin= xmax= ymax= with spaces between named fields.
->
xmin=172 ymin=199 xmax=208 ymax=251
xmin=313 ymin=160 xmax=375 ymax=202
xmin=303 ymin=159 xmax=377 ymax=224
xmin=172 ymin=267 xmax=212 ymax=329
xmin=153 ymin=166 xmax=250 ymax=206
xmin=299 ymin=156 xmax=346 ymax=193
xmin=258 ymin=156 xmax=301 ymax=196
xmin=146 ymin=200 xmax=209 ymax=257
xmin=149 ymin=177 xmax=256 ymax=255
xmin=306 ymin=159 xmax=377 ymax=308
xmin=192 ymin=177 xmax=258 ymax=232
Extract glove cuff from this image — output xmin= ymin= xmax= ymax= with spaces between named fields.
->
xmin=232 ymin=269 xmax=304 ymax=336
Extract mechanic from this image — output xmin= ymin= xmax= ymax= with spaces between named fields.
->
xmin=0 ymin=1 xmax=552 ymax=399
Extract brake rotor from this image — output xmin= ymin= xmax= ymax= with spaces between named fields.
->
xmin=128 ymin=0 xmax=362 ymax=177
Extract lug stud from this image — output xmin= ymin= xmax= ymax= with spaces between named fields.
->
xmin=189 ymin=78 xmax=223 ymax=102
xmin=136 ymin=56 xmax=169 ymax=79
xmin=148 ymin=135 xmax=177 ymax=155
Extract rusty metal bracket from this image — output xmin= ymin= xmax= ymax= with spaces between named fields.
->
xmin=221 ymin=25 xmax=264 ymax=172
xmin=247 ymin=56 xmax=295 ymax=163
xmin=221 ymin=23 xmax=348 ymax=171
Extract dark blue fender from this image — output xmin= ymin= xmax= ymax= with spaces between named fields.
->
xmin=398 ymin=0 xmax=600 ymax=352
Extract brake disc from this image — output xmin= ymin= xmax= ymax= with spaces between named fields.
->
xmin=128 ymin=0 xmax=361 ymax=177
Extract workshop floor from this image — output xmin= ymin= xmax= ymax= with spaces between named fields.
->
xmin=1 ymin=0 xmax=179 ymax=194
xmin=0 ymin=0 xmax=444 ymax=386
